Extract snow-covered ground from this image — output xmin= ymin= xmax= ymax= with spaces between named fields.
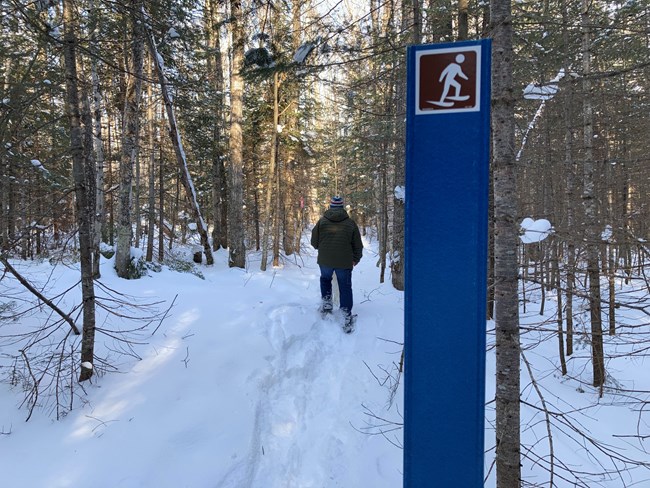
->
xmin=2 ymin=234 xmax=649 ymax=487
xmin=1 ymin=235 xmax=404 ymax=488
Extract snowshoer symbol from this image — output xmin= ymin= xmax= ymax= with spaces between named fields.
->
xmin=428 ymin=54 xmax=470 ymax=108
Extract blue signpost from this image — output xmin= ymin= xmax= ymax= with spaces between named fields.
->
xmin=404 ymin=39 xmax=491 ymax=487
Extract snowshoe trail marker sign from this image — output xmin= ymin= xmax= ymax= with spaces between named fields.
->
xmin=416 ymin=45 xmax=482 ymax=114
xmin=404 ymin=39 xmax=491 ymax=488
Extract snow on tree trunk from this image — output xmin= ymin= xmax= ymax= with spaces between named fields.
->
xmin=143 ymin=8 xmax=214 ymax=266
xmin=490 ymin=0 xmax=522 ymax=483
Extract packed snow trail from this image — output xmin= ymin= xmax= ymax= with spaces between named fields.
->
xmin=217 ymin=291 xmax=402 ymax=488
xmin=212 ymin=240 xmax=404 ymax=488
xmin=251 ymin=305 xmax=358 ymax=487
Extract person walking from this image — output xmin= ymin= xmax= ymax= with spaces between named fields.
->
xmin=311 ymin=195 xmax=363 ymax=332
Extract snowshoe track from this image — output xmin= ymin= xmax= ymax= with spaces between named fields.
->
xmin=247 ymin=303 xmax=357 ymax=487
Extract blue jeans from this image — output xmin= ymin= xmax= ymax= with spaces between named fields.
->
xmin=319 ymin=266 xmax=353 ymax=315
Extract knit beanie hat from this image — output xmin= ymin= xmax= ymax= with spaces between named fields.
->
xmin=330 ymin=195 xmax=344 ymax=208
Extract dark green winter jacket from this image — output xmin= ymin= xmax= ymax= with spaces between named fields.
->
xmin=311 ymin=208 xmax=363 ymax=269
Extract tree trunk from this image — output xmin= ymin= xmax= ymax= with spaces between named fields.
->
xmin=107 ymin=118 xmax=115 ymax=246
xmin=146 ymin=67 xmax=156 ymax=262
xmin=272 ymin=129 xmax=281 ymax=268
xmin=115 ymin=0 xmax=145 ymax=278
xmin=261 ymin=73 xmax=280 ymax=271
xmin=158 ymin=121 xmax=165 ymax=262
xmin=281 ymin=0 xmax=304 ymax=258
xmin=206 ymin=0 xmax=228 ymax=251
xmin=378 ymin=157 xmax=388 ymax=284
xmin=227 ymin=0 xmax=246 ymax=268
xmin=390 ymin=0 xmax=412 ymax=292
xmin=487 ymin=162 xmax=495 ymax=320
xmin=581 ymin=0 xmax=605 ymax=388
xmin=560 ymin=0 xmax=576 ymax=356
xmin=458 ymin=0 xmax=469 ymax=40
xmin=81 ymin=81 xmax=98 ymax=276
xmin=134 ymin=123 xmax=142 ymax=249
xmin=554 ymin=242 xmax=568 ymax=375
xmin=490 ymin=0 xmax=522 ymax=483
xmin=62 ymin=0 xmax=97 ymax=382
xmin=90 ymin=0 xmax=104 ymax=279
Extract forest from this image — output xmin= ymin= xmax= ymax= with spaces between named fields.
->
xmin=1 ymin=0 xmax=649 ymax=486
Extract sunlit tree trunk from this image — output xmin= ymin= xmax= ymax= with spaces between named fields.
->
xmin=227 ymin=0 xmax=246 ymax=268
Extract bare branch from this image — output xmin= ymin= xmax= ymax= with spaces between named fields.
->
xmin=0 ymin=256 xmax=80 ymax=335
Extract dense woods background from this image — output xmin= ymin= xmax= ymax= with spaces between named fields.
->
xmin=1 ymin=0 xmax=649 ymax=486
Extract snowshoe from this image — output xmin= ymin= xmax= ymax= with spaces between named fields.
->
xmin=342 ymin=314 xmax=357 ymax=334
xmin=320 ymin=300 xmax=333 ymax=318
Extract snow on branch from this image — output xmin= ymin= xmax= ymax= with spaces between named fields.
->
xmin=518 ymin=69 xmax=566 ymax=162
xmin=520 ymin=217 xmax=553 ymax=244
xmin=293 ymin=42 xmax=315 ymax=64
xmin=523 ymin=69 xmax=565 ymax=101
